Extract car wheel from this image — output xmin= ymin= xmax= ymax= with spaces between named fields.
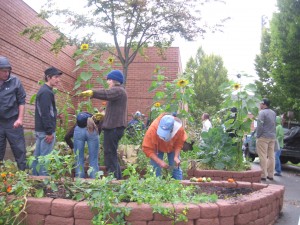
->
xmin=248 ymin=153 xmax=256 ymax=162
xmin=290 ymin=159 xmax=300 ymax=164
xmin=244 ymin=149 xmax=255 ymax=162
xmin=280 ymin=156 xmax=288 ymax=164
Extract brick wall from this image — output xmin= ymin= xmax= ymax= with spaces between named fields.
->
xmin=0 ymin=0 xmax=182 ymax=125
xmin=126 ymin=48 xmax=182 ymax=118
xmin=0 ymin=0 xmax=77 ymax=131
xmin=0 ymin=0 xmax=182 ymax=157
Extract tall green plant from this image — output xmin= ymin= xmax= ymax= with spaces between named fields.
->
xmin=196 ymin=75 xmax=261 ymax=170
xmin=72 ymin=45 xmax=117 ymax=112
xmin=148 ymin=66 xmax=195 ymax=122
xmin=198 ymin=126 xmax=239 ymax=170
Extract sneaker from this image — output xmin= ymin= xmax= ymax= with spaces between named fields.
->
xmin=274 ymin=173 xmax=282 ymax=176
xmin=267 ymin=176 xmax=274 ymax=180
xmin=261 ymin=177 xmax=266 ymax=181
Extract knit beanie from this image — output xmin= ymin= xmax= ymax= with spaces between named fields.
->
xmin=107 ymin=70 xmax=124 ymax=84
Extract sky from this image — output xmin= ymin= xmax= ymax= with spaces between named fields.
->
xmin=23 ymin=0 xmax=278 ymax=82
xmin=173 ymin=0 xmax=278 ymax=81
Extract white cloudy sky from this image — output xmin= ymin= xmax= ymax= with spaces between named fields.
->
xmin=174 ymin=0 xmax=278 ymax=81
xmin=23 ymin=0 xmax=277 ymax=82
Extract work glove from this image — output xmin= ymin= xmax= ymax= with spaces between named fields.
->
xmin=92 ymin=112 xmax=105 ymax=121
xmin=79 ymin=90 xmax=93 ymax=97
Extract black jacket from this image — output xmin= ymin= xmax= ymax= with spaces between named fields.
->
xmin=35 ymin=84 xmax=57 ymax=135
xmin=0 ymin=75 xmax=26 ymax=120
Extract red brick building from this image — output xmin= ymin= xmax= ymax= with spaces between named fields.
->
xmin=0 ymin=0 xmax=182 ymax=147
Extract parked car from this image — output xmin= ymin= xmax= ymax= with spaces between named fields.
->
xmin=243 ymin=126 xmax=300 ymax=164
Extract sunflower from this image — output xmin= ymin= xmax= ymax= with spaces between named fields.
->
xmin=154 ymin=102 xmax=161 ymax=108
xmin=177 ymin=79 xmax=189 ymax=87
xmin=233 ymin=83 xmax=241 ymax=90
xmin=80 ymin=43 xmax=89 ymax=50
xmin=107 ymin=56 xmax=115 ymax=64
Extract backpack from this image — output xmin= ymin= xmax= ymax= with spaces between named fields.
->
xmin=76 ymin=112 xmax=92 ymax=128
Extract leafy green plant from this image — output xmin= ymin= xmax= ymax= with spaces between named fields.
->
xmin=88 ymin=165 xmax=201 ymax=224
xmin=121 ymin=123 xmax=145 ymax=146
xmin=1 ymin=159 xmax=219 ymax=225
xmin=148 ymin=66 xmax=195 ymax=122
xmin=197 ymin=126 xmax=250 ymax=170
xmin=0 ymin=160 xmax=33 ymax=225
xmin=27 ymin=150 xmax=75 ymax=180
xmin=55 ymin=91 xmax=76 ymax=142
xmin=194 ymin=75 xmax=261 ymax=171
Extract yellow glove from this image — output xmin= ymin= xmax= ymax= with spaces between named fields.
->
xmin=79 ymin=90 xmax=93 ymax=97
xmin=93 ymin=112 xmax=105 ymax=121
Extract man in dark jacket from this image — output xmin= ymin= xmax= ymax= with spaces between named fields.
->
xmin=0 ymin=56 xmax=26 ymax=170
xmin=31 ymin=67 xmax=63 ymax=175
xmin=79 ymin=70 xmax=127 ymax=179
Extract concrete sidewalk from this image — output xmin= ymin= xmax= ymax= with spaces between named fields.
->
xmin=252 ymin=160 xmax=300 ymax=225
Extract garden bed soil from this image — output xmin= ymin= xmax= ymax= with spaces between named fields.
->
xmin=37 ymin=181 xmax=254 ymax=200
xmin=194 ymin=185 xmax=253 ymax=199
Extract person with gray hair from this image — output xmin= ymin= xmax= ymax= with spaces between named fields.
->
xmin=0 ymin=56 xmax=26 ymax=170
xmin=256 ymin=98 xmax=276 ymax=181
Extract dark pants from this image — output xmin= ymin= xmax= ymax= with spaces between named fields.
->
xmin=0 ymin=116 xmax=26 ymax=170
xmin=103 ymin=127 xmax=125 ymax=180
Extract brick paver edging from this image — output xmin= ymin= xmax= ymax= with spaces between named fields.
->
xmin=22 ymin=180 xmax=284 ymax=225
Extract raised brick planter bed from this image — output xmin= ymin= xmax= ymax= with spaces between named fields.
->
xmin=22 ymin=180 xmax=283 ymax=225
xmin=187 ymin=165 xmax=262 ymax=183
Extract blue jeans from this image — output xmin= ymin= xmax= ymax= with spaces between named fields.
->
xmin=150 ymin=151 xmax=182 ymax=180
xmin=275 ymin=148 xmax=282 ymax=174
xmin=32 ymin=132 xmax=56 ymax=176
xmin=73 ymin=126 xmax=99 ymax=178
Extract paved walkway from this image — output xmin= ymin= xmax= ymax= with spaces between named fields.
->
xmin=252 ymin=160 xmax=300 ymax=225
